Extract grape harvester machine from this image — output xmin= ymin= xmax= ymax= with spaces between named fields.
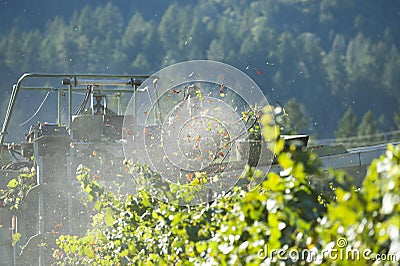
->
xmin=0 ymin=73 xmax=395 ymax=265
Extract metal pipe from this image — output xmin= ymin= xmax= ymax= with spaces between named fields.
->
xmin=0 ymin=72 xmax=30 ymax=145
xmin=69 ymin=83 xmax=73 ymax=125
xmin=18 ymin=86 xmax=138 ymax=93
xmin=116 ymin=93 xmax=121 ymax=115
xmin=57 ymin=91 xmax=63 ymax=125
xmin=62 ymin=79 xmax=142 ymax=87
xmin=12 ymin=215 xmax=17 ymax=266
xmin=134 ymin=86 xmax=137 ymax=117
xmin=36 ymin=158 xmax=44 ymax=266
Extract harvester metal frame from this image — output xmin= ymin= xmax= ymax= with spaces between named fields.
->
xmin=0 ymin=73 xmax=398 ymax=265
xmin=0 ymin=73 xmax=153 ymax=265
xmin=0 ymin=73 xmax=152 ymax=145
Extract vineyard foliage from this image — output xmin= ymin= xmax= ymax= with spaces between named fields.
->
xmin=52 ymin=111 xmax=400 ymax=265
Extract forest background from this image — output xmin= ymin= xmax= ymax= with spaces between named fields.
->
xmin=0 ymin=0 xmax=399 ymax=144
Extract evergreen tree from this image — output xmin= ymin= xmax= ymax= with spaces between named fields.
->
xmin=140 ymin=23 xmax=162 ymax=72
xmin=158 ymin=5 xmax=181 ymax=63
xmin=271 ymin=32 xmax=298 ymax=99
xmin=394 ymin=111 xmax=400 ymax=130
xmin=345 ymin=34 xmax=377 ymax=88
xmin=206 ymin=39 xmax=225 ymax=62
xmin=91 ymin=3 xmax=124 ymax=72
xmin=336 ymin=107 xmax=357 ymax=139
xmin=121 ymin=13 xmax=158 ymax=72
xmin=294 ymin=32 xmax=328 ymax=121
xmin=40 ymin=16 xmax=69 ymax=72
xmin=357 ymin=110 xmax=380 ymax=145
xmin=323 ymin=34 xmax=347 ymax=95
xmin=2 ymin=28 xmax=25 ymax=73
xmin=187 ymin=17 xmax=210 ymax=60
xmin=382 ymin=46 xmax=400 ymax=101
xmin=281 ymin=98 xmax=310 ymax=134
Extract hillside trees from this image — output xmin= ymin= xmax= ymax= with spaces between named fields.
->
xmin=336 ymin=107 xmax=357 ymax=139
xmin=40 ymin=16 xmax=70 ymax=72
xmin=280 ymin=98 xmax=310 ymax=134
xmin=336 ymin=108 xmax=387 ymax=146
xmin=0 ymin=0 xmax=399 ymax=140
xmin=323 ymin=34 xmax=347 ymax=96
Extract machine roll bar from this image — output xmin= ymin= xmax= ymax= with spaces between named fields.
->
xmin=0 ymin=73 xmax=151 ymax=145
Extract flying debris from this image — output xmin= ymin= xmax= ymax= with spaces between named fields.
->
xmin=0 ymin=70 xmax=395 ymax=265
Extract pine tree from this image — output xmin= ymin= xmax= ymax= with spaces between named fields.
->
xmin=357 ymin=110 xmax=380 ymax=145
xmin=394 ymin=111 xmax=400 ymax=130
xmin=323 ymin=34 xmax=347 ymax=95
xmin=280 ymin=98 xmax=310 ymax=134
xmin=335 ymin=107 xmax=357 ymax=139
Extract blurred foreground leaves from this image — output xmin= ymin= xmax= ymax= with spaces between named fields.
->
xmin=50 ymin=114 xmax=400 ymax=265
